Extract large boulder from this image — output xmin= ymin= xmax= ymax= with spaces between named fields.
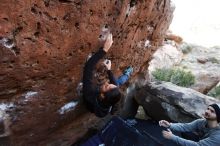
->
xmin=180 ymin=44 xmax=220 ymax=93
xmin=0 ymin=0 xmax=174 ymax=145
xmin=133 ymin=81 xmax=220 ymax=122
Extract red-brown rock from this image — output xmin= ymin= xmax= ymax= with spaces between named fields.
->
xmin=165 ymin=32 xmax=183 ymax=44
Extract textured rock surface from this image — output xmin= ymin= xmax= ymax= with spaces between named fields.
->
xmin=133 ymin=81 xmax=220 ymax=123
xmin=148 ymin=41 xmax=220 ymax=94
xmin=180 ymin=45 xmax=220 ymax=93
xmin=0 ymin=0 xmax=174 ymax=145
xmin=148 ymin=39 xmax=183 ymax=80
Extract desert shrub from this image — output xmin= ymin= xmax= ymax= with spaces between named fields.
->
xmin=152 ymin=68 xmax=174 ymax=82
xmin=152 ymin=68 xmax=195 ymax=87
xmin=207 ymin=86 xmax=220 ymax=99
xmin=180 ymin=43 xmax=193 ymax=54
xmin=208 ymin=57 xmax=219 ymax=64
xmin=170 ymin=69 xmax=195 ymax=87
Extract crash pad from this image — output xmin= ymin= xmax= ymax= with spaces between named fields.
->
xmin=81 ymin=116 xmax=180 ymax=146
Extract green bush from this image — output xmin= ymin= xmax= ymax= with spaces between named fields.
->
xmin=152 ymin=68 xmax=174 ymax=82
xmin=207 ymin=86 xmax=220 ymax=99
xmin=152 ymin=68 xmax=195 ymax=87
xmin=208 ymin=57 xmax=219 ymax=64
xmin=180 ymin=43 xmax=193 ymax=54
xmin=170 ymin=69 xmax=195 ymax=87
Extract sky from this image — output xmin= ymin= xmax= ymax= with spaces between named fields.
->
xmin=170 ymin=0 xmax=220 ymax=47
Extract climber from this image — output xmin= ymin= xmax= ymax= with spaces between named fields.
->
xmin=82 ymin=33 xmax=133 ymax=117
xmin=159 ymin=103 xmax=220 ymax=146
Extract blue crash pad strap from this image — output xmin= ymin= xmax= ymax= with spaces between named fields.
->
xmin=80 ymin=134 xmax=103 ymax=146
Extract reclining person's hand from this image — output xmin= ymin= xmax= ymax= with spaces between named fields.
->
xmin=162 ymin=129 xmax=173 ymax=139
xmin=103 ymin=33 xmax=113 ymax=52
xmin=159 ymin=120 xmax=171 ymax=128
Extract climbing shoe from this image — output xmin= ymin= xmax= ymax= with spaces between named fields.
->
xmin=123 ymin=66 xmax=133 ymax=76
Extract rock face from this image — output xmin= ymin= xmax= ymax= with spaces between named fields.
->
xmin=0 ymin=0 xmax=174 ymax=145
xmin=133 ymin=81 xmax=220 ymax=123
xmin=148 ymin=41 xmax=220 ymax=94
xmin=180 ymin=44 xmax=220 ymax=93
xmin=148 ymin=39 xmax=183 ymax=80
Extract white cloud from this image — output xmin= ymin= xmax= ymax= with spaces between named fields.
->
xmin=170 ymin=0 xmax=220 ymax=47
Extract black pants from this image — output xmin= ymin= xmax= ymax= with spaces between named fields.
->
xmin=181 ymin=132 xmax=200 ymax=142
